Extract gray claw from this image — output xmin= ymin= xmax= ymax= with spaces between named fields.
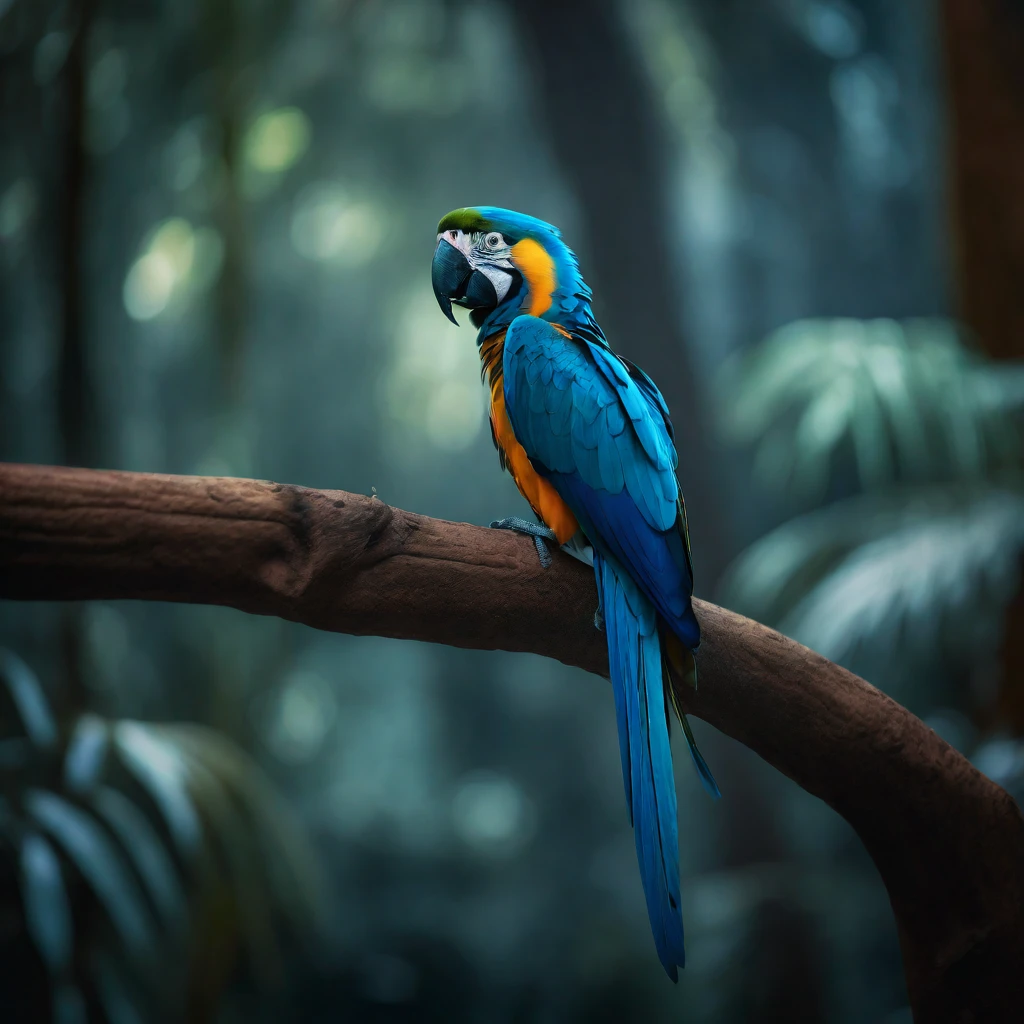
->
xmin=490 ymin=516 xmax=556 ymax=569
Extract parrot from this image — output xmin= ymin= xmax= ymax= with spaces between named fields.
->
xmin=430 ymin=207 xmax=720 ymax=979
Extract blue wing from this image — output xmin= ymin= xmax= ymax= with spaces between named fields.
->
xmin=502 ymin=315 xmax=699 ymax=648
xmin=503 ymin=314 xmax=718 ymax=980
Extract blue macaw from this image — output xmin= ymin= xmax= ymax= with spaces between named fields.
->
xmin=430 ymin=207 xmax=719 ymax=979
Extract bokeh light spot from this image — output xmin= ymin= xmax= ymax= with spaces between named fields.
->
xmin=290 ymin=183 xmax=384 ymax=266
xmin=147 ymin=218 xmax=196 ymax=279
xmin=123 ymin=218 xmax=220 ymax=322
xmin=0 ymin=178 xmax=37 ymax=239
xmin=263 ymin=671 xmax=337 ymax=764
xmin=245 ymin=107 xmax=311 ymax=174
xmin=451 ymin=770 xmax=534 ymax=854
xmin=123 ymin=252 xmax=176 ymax=321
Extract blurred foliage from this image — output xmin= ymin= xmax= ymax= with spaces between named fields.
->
xmin=719 ymin=319 xmax=1024 ymax=698
xmin=720 ymin=318 xmax=1024 ymax=499
xmin=0 ymin=649 xmax=323 ymax=1023
xmin=0 ymin=0 xmax=970 ymax=1020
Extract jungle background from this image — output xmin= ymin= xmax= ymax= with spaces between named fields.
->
xmin=2 ymin=1 xmax=1023 ymax=1021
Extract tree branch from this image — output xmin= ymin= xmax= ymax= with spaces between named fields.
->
xmin=1 ymin=462 xmax=1022 ymax=1022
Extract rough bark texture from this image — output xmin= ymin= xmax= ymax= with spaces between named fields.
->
xmin=2 ymin=462 xmax=1023 ymax=1022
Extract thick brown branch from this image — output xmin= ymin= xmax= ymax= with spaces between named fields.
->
xmin=1 ymin=462 xmax=1022 ymax=1021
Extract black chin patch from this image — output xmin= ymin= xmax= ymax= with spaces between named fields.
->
xmin=463 ymin=270 xmax=498 ymax=310
xmin=469 ymin=270 xmax=524 ymax=328
xmin=455 ymin=270 xmax=498 ymax=328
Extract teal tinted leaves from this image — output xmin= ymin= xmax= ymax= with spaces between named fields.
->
xmin=25 ymin=789 xmax=158 ymax=959
xmin=721 ymin=489 xmax=1024 ymax=680
xmin=1 ymin=649 xmax=57 ymax=750
xmin=719 ymin=317 xmax=1024 ymax=503
xmin=720 ymin=317 xmax=1024 ymax=698
xmin=92 ymin=949 xmax=145 ymax=1024
xmin=91 ymin=785 xmax=188 ymax=937
xmin=64 ymin=714 xmax=109 ymax=794
xmin=2 ymin=650 xmax=325 ymax=1022
xmin=20 ymin=832 xmax=73 ymax=975
xmin=112 ymin=721 xmax=202 ymax=860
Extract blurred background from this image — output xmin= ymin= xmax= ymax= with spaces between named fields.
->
xmin=1 ymin=0 xmax=1023 ymax=1021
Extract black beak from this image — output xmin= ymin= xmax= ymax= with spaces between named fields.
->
xmin=431 ymin=239 xmax=498 ymax=325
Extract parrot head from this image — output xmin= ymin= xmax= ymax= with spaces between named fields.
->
xmin=431 ymin=207 xmax=589 ymax=330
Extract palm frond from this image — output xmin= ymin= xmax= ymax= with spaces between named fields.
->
xmin=20 ymin=831 xmax=74 ymax=977
xmin=91 ymin=948 xmax=147 ymax=1024
xmin=111 ymin=722 xmax=203 ymax=861
xmin=64 ymin=715 xmax=110 ymax=794
xmin=0 ymin=652 xmax=324 ymax=1023
xmin=719 ymin=318 xmax=1024 ymax=502
xmin=721 ymin=488 xmax=1024 ymax=693
xmin=718 ymin=492 xmax=920 ymax=627
xmin=24 ymin=788 xmax=160 ymax=960
xmin=90 ymin=785 xmax=188 ymax=938
xmin=158 ymin=724 xmax=324 ymax=937
xmin=0 ymin=649 xmax=58 ymax=750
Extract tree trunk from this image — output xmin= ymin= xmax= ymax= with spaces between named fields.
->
xmin=56 ymin=0 xmax=97 ymax=710
xmin=940 ymin=0 xmax=1024 ymax=732
xmin=507 ymin=0 xmax=731 ymax=586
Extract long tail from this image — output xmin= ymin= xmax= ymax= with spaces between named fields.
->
xmin=597 ymin=552 xmax=687 ymax=980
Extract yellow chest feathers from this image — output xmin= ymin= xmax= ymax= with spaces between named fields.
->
xmin=479 ymin=330 xmax=577 ymax=545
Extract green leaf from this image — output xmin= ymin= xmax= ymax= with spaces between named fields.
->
xmin=20 ymin=832 xmax=72 ymax=975
xmin=718 ymin=494 xmax=913 ymax=625
xmin=64 ymin=714 xmax=109 ymax=794
xmin=718 ymin=317 xmax=1024 ymax=502
xmin=112 ymin=722 xmax=202 ymax=860
xmin=25 ymin=789 xmax=158 ymax=960
xmin=781 ymin=490 xmax=1024 ymax=674
xmin=0 ymin=649 xmax=57 ymax=750
xmin=723 ymin=488 xmax=1024 ymax=694
xmin=161 ymin=725 xmax=324 ymax=936
xmin=164 ymin=734 xmax=280 ymax=977
xmin=91 ymin=785 xmax=188 ymax=938
xmin=92 ymin=949 xmax=146 ymax=1024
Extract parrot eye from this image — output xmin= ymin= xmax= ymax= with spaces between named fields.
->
xmin=484 ymin=232 xmax=504 ymax=251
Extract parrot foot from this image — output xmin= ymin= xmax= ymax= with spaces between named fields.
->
xmin=490 ymin=516 xmax=556 ymax=568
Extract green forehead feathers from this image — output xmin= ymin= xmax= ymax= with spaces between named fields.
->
xmin=437 ymin=208 xmax=492 ymax=234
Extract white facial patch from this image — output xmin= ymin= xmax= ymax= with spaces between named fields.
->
xmin=436 ymin=227 xmax=515 ymax=305
xmin=468 ymin=230 xmax=514 ymax=304
xmin=475 ymin=263 xmax=513 ymax=303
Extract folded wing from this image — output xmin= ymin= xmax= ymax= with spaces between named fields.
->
xmin=502 ymin=314 xmax=699 ymax=649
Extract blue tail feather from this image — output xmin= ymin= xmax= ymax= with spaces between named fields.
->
xmin=597 ymin=552 xmax=686 ymax=980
